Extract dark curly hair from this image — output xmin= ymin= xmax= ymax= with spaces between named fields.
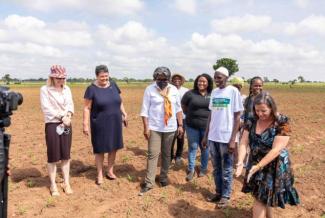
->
xmin=193 ymin=73 xmax=214 ymax=94
xmin=153 ymin=66 xmax=171 ymax=81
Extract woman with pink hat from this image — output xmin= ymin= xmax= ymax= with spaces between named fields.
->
xmin=40 ymin=65 xmax=74 ymax=196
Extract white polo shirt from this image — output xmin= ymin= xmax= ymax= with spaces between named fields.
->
xmin=208 ymin=85 xmax=244 ymax=143
xmin=140 ymin=83 xmax=182 ymax=132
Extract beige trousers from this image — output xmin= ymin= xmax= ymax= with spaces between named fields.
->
xmin=144 ymin=130 xmax=175 ymax=187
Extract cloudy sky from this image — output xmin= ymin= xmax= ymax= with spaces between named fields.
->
xmin=0 ymin=0 xmax=325 ymax=81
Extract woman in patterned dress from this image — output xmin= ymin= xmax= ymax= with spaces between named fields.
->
xmin=235 ymin=92 xmax=299 ymax=218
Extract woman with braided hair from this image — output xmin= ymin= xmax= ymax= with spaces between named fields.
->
xmin=243 ymin=76 xmax=263 ymax=124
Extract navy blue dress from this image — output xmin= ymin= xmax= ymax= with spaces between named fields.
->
xmin=84 ymin=82 xmax=123 ymax=153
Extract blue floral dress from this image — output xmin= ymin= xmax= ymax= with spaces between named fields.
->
xmin=242 ymin=115 xmax=300 ymax=208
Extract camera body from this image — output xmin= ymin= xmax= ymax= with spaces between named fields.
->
xmin=0 ymin=86 xmax=23 ymax=218
xmin=0 ymin=87 xmax=23 ymax=128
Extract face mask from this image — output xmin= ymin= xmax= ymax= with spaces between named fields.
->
xmin=156 ymin=80 xmax=168 ymax=90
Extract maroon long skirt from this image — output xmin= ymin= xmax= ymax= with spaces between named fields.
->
xmin=45 ymin=123 xmax=72 ymax=163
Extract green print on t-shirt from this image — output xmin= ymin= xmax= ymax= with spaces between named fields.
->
xmin=212 ymin=98 xmax=230 ymax=108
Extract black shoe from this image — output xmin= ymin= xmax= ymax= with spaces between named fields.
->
xmin=175 ymin=157 xmax=183 ymax=166
xmin=160 ymin=181 xmax=169 ymax=187
xmin=186 ymin=171 xmax=195 ymax=181
xmin=207 ymin=194 xmax=221 ymax=202
xmin=198 ymin=169 xmax=207 ymax=177
xmin=217 ymin=197 xmax=230 ymax=208
xmin=139 ymin=185 xmax=152 ymax=196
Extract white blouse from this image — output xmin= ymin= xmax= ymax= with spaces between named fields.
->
xmin=40 ymin=85 xmax=74 ymax=123
xmin=140 ymin=83 xmax=182 ymax=132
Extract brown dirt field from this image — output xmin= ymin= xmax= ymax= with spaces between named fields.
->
xmin=6 ymin=85 xmax=325 ymax=218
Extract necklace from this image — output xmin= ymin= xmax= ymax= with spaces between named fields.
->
xmin=95 ymin=80 xmax=110 ymax=88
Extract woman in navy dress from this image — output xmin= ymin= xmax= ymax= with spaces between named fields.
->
xmin=235 ymin=92 xmax=299 ymax=218
xmin=83 ymin=65 xmax=127 ymax=185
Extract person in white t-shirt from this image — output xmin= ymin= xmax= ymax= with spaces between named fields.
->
xmin=202 ymin=67 xmax=244 ymax=208
xmin=170 ymin=73 xmax=189 ymax=165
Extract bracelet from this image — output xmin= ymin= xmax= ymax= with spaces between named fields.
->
xmin=178 ymin=124 xmax=183 ymax=127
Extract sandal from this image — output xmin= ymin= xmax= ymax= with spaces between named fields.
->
xmin=96 ymin=177 xmax=103 ymax=185
xmin=50 ymin=186 xmax=60 ymax=196
xmin=105 ymin=174 xmax=117 ymax=180
xmin=62 ymin=183 xmax=73 ymax=194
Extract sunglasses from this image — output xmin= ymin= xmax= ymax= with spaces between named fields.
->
xmin=55 ymin=78 xmax=66 ymax=80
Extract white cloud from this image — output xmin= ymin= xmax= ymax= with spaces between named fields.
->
xmin=174 ymin=0 xmax=229 ymax=15
xmin=4 ymin=14 xmax=46 ymax=29
xmin=183 ymin=32 xmax=323 ymax=80
xmin=189 ymin=32 xmax=319 ymax=60
xmin=284 ymin=15 xmax=325 ymax=35
xmin=10 ymin=0 xmax=144 ymax=16
xmin=293 ymin=0 xmax=311 ymax=8
xmin=174 ymin=0 xmax=197 ymax=15
xmin=92 ymin=21 xmax=181 ymax=76
xmin=1 ymin=15 xmax=93 ymax=47
xmin=205 ymin=0 xmax=228 ymax=4
xmin=96 ymin=21 xmax=169 ymax=56
xmin=0 ymin=42 xmax=63 ymax=57
xmin=211 ymin=14 xmax=272 ymax=33
xmin=13 ymin=0 xmax=79 ymax=11
xmin=0 ymin=12 xmax=325 ymax=81
xmin=0 ymin=29 xmax=8 ymax=41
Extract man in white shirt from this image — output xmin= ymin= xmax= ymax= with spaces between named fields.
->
xmin=202 ymin=67 xmax=244 ymax=208
xmin=139 ymin=67 xmax=184 ymax=196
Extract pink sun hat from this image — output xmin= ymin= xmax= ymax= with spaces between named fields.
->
xmin=49 ymin=65 xmax=67 ymax=78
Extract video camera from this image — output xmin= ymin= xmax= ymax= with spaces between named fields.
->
xmin=0 ymin=86 xmax=23 ymax=218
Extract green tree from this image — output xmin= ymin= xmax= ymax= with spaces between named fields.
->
xmin=297 ymin=75 xmax=305 ymax=83
xmin=272 ymin=78 xmax=279 ymax=83
xmin=289 ymin=79 xmax=297 ymax=85
xmin=263 ymin=76 xmax=270 ymax=83
xmin=213 ymin=58 xmax=239 ymax=77
xmin=2 ymin=74 xmax=11 ymax=85
xmin=122 ymin=77 xmax=129 ymax=84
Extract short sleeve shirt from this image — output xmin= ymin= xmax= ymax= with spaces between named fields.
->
xmin=208 ymin=85 xmax=244 ymax=143
xmin=181 ymin=90 xmax=210 ymax=129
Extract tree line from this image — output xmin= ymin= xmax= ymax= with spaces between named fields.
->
xmin=0 ymin=58 xmax=322 ymax=84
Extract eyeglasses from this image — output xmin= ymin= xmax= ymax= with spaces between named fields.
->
xmin=156 ymin=78 xmax=168 ymax=82
xmin=55 ymin=78 xmax=66 ymax=80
